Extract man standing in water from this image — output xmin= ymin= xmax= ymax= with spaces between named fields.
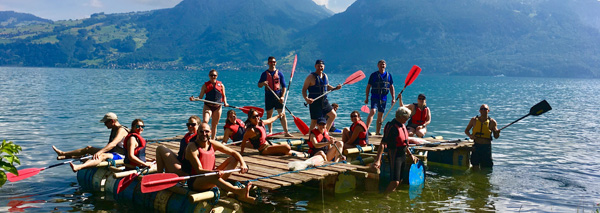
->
xmin=302 ymin=59 xmax=341 ymax=132
xmin=464 ymin=104 xmax=500 ymax=169
xmin=257 ymin=56 xmax=293 ymax=137
xmin=364 ymin=60 xmax=395 ymax=135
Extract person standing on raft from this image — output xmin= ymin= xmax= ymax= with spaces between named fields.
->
xmin=398 ymin=93 xmax=431 ymax=137
xmin=464 ymin=104 xmax=500 ymax=169
xmin=365 ymin=60 xmax=395 ymax=135
xmin=374 ymin=104 xmax=418 ymax=194
xmin=302 ymin=59 xmax=341 ymax=133
xmin=341 ymin=110 xmax=369 ymax=149
xmin=53 ymin=112 xmax=129 ymax=172
xmin=189 ymin=69 xmax=229 ymax=139
xmin=186 ymin=123 xmax=255 ymax=203
xmin=307 ymin=118 xmax=345 ymax=162
xmin=240 ymin=109 xmax=294 ymax=156
xmin=154 ymin=115 xmax=200 ymax=176
xmin=257 ymin=56 xmax=294 ymax=137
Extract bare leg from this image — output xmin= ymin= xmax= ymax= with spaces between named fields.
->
xmin=277 ymin=108 xmax=293 ymax=137
xmin=325 ymin=110 xmax=337 ymax=132
xmin=53 ymin=145 xmax=101 ymax=158
xmin=210 ymin=107 xmax=222 ymax=140
xmin=155 ymin=145 xmax=188 ymax=176
xmin=326 ymin=142 xmax=344 ymax=161
xmin=384 ymin=180 xmax=400 ymax=194
xmin=416 ymin=127 xmax=427 ymax=138
xmin=266 ymin=109 xmax=274 ymax=134
xmin=366 ymin=108 xmax=376 ymax=132
xmin=407 ymin=127 xmax=416 ymax=137
xmin=70 ymin=153 xmax=112 ymax=172
xmin=261 ymin=144 xmax=292 ymax=155
xmin=341 ymin=128 xmax=355 ymax=149
xmin=202 ymin=105 xmax=212 ymax=124
xmin=309 ymin=119 xmax=316 ymax=135
xmin=192 ymin=157 xmax=256 ymax=203
xmin=375 ymin=112 xmax=384 ymax=135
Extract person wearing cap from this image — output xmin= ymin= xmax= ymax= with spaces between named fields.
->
xmin=397 ymin=93 xmax=431 ymax=137
xmin=257 ymin=56 xmax=293 ymax=137
xmin=364 ymin=60 xmax=395 ymax=135
xmin=302 ymin=59 xmax=342 ymax=132
xmin=373 ymin=104 xmax=419 ymax=194
xmin=464 ymin=104 xmax=500 ymax=169
xmin=52 ymin=112 xmax=130 ymax=172
xmin=189 ymin=69 xmax=229 ymax=140
xmin=307 ymin=117 xmax=345 ymax=162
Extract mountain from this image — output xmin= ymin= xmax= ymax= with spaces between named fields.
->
xmin=292 ymin=0 xmax=600 ymax=77
xmin=0 ymin=11 xmax=52 ymax=28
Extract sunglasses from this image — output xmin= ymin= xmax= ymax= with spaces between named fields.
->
xmin=136 ymin=125 xmax=145 ymax=129
xmin=418 ymin=97 xmax=426 ymax=100
xmin=351 ymin=115 xmax=359 ymax=118
xmin=200 ymin=130 xmax=210 ymax=133
xmin=480 ymin=108 xmax=488 ymax=110
xmin=210 ymin=74 xmax=218 ymax=77
xmin=269 ymin=61 xmax=277 ymax=63
xmin=186 ymin=123 xmax=197 ymax=127
xmin=253 ymin=114 xmax=261 ymax=118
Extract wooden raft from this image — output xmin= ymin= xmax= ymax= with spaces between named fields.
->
xmin=144 ymin=136 xmax=369 ymax=191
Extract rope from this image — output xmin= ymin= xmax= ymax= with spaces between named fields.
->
xmin=210 ymin=187 xmax=220 ymax=205
xmin=243 ymin=161 xmax=347 ymax=184
xmin=107 ymin=158 xmax=116 ymax=167
xmin=356 ymin=156 xmax=365 ymax=165
xmin=356 ymin=145 xmax=364 ymax=153
xmin=286 ymin=139 xmax=292 ymax=146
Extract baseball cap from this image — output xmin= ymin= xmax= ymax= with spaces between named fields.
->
xmin=100 ymin=112 xmax=118 ymax=123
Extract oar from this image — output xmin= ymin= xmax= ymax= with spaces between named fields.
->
xmin=264 ymin=83 xmax=309 ymax=135
xmin=192 ymin=98 xmax=264 ymax=117
xmin=141 ymin=169 xmax=241 ymax=193
xmin=281 ymin=55 xmax=297 ymax=114
xmin=7 ymin=155 xmax=92 ymax=182
xmin=116 ymin=161 xmax=156 ymax=194
xmin=499 ymin=100 xmax=552 ymax=130
xmin=409 ymin=138 xmax=467 ymax=147
xmin=380 ymin=65 xmax=422 ymax=124
xmin=408 ymin=160 xmax=425 ymax=186
xmin=361 ymin=105 xmax=370 ymax=114
xmin=304 ymin=70 xmax=366 ymax=106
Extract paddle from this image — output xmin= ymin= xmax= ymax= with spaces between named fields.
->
xmin=281 ymin=55 xmax=297 ymax=114
xmin=499 ymin=100 xmax=552 ymax=130
xmin=380 ymin=65 xmax=422 ymax=124
xmin=141 ymin=169 xmax=241 ymax=193
xmin=361 ymin=105 xmax=370 ymax=114
xmin=304 ymin=70 xmax=366 ymax=106
xmin=7 ymin=155 xmax=92 ymax=182
xmin=116 ymin=162 xmax=156 ymax=194
xmin=192 ymin=98 xmax=264 ymax=117
xmin=408 ymin=160 xmax=425 ymax=186
xmin=264 ymin=83 xmax=309 ymax=134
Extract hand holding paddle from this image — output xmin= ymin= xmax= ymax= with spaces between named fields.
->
xmin=7 ymin=155 xmax=92 ymax=182
xmin=141 ymin=169 xmax=241 ymax=193
xmin=191 ymin=98 xmax=264 ymax=117
xmin=304 ymin=70 xmax=366 ymax=106
xmin=380 ymin=65 xmax=422 ymax=124
xmin=499 ymin=100 xmax=552 ymax=130
xmin=116 ymin=161 xmax=156 ymax=194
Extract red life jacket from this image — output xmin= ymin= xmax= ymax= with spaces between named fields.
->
xmin=123 ymin=132 xmax=147 ymax=167
xmin=308 ymin=129 xmax=331 ymax=149
xmin=249 ymin=122 xmax=267 ymax=148
xmin=394 ymin=122 xmax=409 ymax=147
xmin=410 ymin=103 xmax=429 ymax=125
xmin=223 ymin=119 xmax=246 ymax=141
xmin=350 ymin=120 xmax=369 ymax=146
xmin=177 ymin=132 xmax=197 ymax=161
xmin=266 ymin=70 xmax=281 ymax=91
xmin=204 ymin=80 xmax=224 ymax=102
xmin=191 ymin=143 xmax=216 ymax=175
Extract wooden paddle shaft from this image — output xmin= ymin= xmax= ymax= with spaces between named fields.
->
xmin=344 ymin=145 xmax=375 ymax=155
xmin=114 ymin=166 xmax=158 ymax=178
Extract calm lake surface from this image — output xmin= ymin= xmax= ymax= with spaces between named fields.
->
xmin=0 ymin=67 xmax=598 ymax=212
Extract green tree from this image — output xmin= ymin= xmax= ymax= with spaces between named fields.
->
xmin=0 ymin=140 xmax=22 ymax=187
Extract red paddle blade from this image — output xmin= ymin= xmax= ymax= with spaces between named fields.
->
xmin=404 ymin=65 xmax=422 ymax=86
xmin=7 ymin=168 xmax=43 ymax=182
xmin=361 ymin=105 xmax=370 ymax=114
xmin=117 ymin=173 xmax=138 ymax=194
xmin=239 ymin=106 xmax=265 ymax=117
xmin=343 ymin=70 xmax=366 ymax=85
xmin=290 ymin=55 xmax=297 ymax=79
xmin=294 ymin=116 xmax=310 ymax=135
xmin=141 ymin=173 xmax=181 ymax=193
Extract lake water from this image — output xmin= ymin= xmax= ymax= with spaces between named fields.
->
xmin=0 ymin=67 xmax=598 ymax=212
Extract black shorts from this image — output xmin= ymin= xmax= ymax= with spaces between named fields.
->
xmin=265 ymin=95 xmax=283 ymax=111
xmin=309 ymin=146 xmax=329 ymax=157
xmin=309 ymin=98 xmax=333 ymax=120
xmin=471 ymin=143 xmax=493 ymax=167
xmin=387 ymin=147 xmax=407 ymax=182
xmin=204 ymin=103 xmax=222 ymax=111
xmin=370 ymin=98 xmax=387 ymax=112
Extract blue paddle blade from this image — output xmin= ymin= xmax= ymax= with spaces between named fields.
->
xmin=409 ymin=161 xmax=425 ymax=186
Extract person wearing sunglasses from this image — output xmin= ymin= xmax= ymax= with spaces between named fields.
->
xmin=257 ymin=56 xmax=294 ymax=137
xmin=123 ymin=119 xmax=153 ymax=169
xmin=240 ymin=109 xmax=293 ymax=156
xmin=464 ymin=104 xmax=501 ymax=169
xmin=222 ymin=110 xmax=246 ymax=144
xmin=53 ymin=112 xmax=129 ymax=172
xmin=185 ymin=122 xmax=255 ymax=203
xmin=307 ymin=118 xmax=345 ymax=162
xmin=364 ymin=60 xmax=396 ymax=135
xmin=397 ymin=93 xmax=431 ymax=138
xmin=154 ymin=115 xmax=200 ymax=176
xmin=189 ymin=69 xmax=229 ymax=139
xmin=341 ymin=111 xmax=369 ymax=149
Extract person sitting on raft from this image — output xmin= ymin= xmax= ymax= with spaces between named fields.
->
xmin=154 ymin=115 xmax=200 ymax=176
xmin=240 ymin=109 xmax=294 ymax=155
xmin=222 ymin=110 xmax=246 ymax=145
xmin=373 ymin=105 xmax=419 ymax=194
xmin=308 ymin=118 xmax=345 ymax=162
xmin=398 ymin=93 xmax=431 ymax=137
xmin=186 ymin=123 xmax=255 ymax=203
xmin=341 ymin=111 xmax=369 ymax=149
xmin=189 ymin=69 xmax=229 ymax=140
xmin=123 ymin=119 xmax=153 ymax=169
xmin=53 ymin=112 xmax=129 ymax=172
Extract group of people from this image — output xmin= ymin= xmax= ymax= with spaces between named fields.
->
xmin=52 ymin=56 xmax=501 ymax=198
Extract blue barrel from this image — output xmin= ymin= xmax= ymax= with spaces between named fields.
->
xmin=166 ymin=192 xmax=190 ymax=213
xmin=91 ymin=167 xmax=111 ymax=192
xmin=117 ymin=179 xmax=139 ymax=203
xmin=104 ymin=175 xmax=119 ymax=195
xmin=133 ymin=183 xmax=158 ymax=210
xmin=77 ymin=167 xmax=98 ymax=190
xmin=153 ymin=190 xmax=174 ymax=212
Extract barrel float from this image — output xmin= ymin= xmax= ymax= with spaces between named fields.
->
xmin=104 ymin=175 xmax=120 ymax=195
xmin=153 ymin=190 xmax=174 ymax=212
xmin=91 ymin=167 xmax=111 ymax=192
xmin=77 ymin=167 xmax=98 ymax=190
xmin=166 ymin=192 xmax=190 ymax=213
xmin=133 ymin=186 xmax=158 ymax=210
xmin=116 ymin=179 xmax=139 ymax=203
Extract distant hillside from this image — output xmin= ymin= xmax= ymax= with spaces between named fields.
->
xmin=0 ymin=11 xmax=52 ymax=28
xmin=292 ymin=0 xmax=600 ymax=78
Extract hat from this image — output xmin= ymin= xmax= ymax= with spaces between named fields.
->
xmin=315 ymin=59 xmax=325 ymax=65
xmin=100 ymin=112 xmax=118 ymax=123
xmin=418 ymin=94 xmax=426 ymax=99
xmin=317 ymin=117 xmax=327 ymax=125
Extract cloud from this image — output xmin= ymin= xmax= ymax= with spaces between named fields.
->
xmin=88 ymin=0 xmax=104 ymax=8
xmin=313 ymin=0 xmax=328 ymax=7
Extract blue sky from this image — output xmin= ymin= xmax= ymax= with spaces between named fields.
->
xmin=0 ymin=0 xmax=356 ymax=21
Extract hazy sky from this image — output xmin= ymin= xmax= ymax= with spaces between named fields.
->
xmin=0 ymin=0 xmax=356 ymax=21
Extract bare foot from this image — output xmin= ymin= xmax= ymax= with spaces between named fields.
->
xmin=236 ymin=182 xmax=256 ymax=204
xmin=52 ymin=146 xmax=64 ymax=156
xmin=69 ymin=162 xmax=78 ymax=172
xmin=284 ymin=133 xmax=294 ymax=137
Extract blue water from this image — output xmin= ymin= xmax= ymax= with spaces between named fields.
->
xmin=0 ymin=67 xmax=599 ymax=212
